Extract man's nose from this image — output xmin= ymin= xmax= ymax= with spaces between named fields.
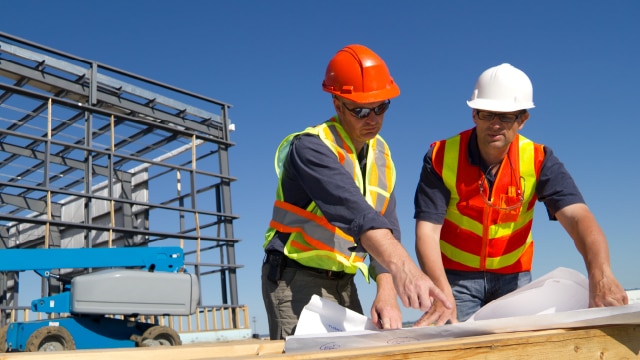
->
xmin=365 ymin=112 xmax=383 ymax=123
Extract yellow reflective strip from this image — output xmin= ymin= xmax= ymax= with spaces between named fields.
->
xmin=366 ymin=137 xmax=395 ymax=212
xmin=440 ymin=240 xmax=480 ymax=268
xmin=270 ymin=205 xmax=357 ymax=255
xmin=441 ymin=136 xmax=460 ymax=191
xmin=446 ymin=199 xmax=533 ymax=238
xmin=518 ymin=135 xmax=537 ymax=211
xmin=263 ymin=227 xmax=277 ymax=249
xmin=441 ymin=134 xmax=487 ymax=234
xmin=325 ymin=124 xmax=359 ymax=182
xmin=368 ymin=186 xmax=391 ymax=198
xmin=284 ymin=246 xmax=368 ymax=281
xmin=441 ymin=235 xmax=532 ymax=270
xmin=485 ymin=236 xmax=533 ymax=269
xmin=446 ymin=210 xmax=533 ymax=237
xmin=447 ymin=212 xmax=484 ymax=235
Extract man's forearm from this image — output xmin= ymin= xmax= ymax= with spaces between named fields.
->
xmin=360 ymin=228 xmax=410 ymax=273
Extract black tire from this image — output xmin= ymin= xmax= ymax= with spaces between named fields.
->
xmin=0 ymin=325 xmax=8 ymax=353
xmin=25 ymin=326 xmax=76 ymax=352
xmin=137 ymin=325 xmax=181 ymax=347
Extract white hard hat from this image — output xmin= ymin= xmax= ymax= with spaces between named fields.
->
xmin=466 ymin=63 xmax=535 ymax=112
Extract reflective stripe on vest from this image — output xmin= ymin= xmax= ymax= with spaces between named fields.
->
xmin=437 ymin=129 xmax=543 ymax=273
xmin=264 ymin=117 xmax=396 ymax=281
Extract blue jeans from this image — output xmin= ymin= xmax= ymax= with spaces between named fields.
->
xmin=446 ymin=270 xmax=531 ymax=322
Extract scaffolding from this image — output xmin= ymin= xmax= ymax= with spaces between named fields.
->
xmin=0 ymin=32 xmax=241 ymax=328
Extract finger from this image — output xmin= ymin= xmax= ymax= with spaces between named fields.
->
xmin=434 ymin=316 xmax=447 ymax=326
xmin=390 ymin=317 xmax=403 ymax=329
xmin=402 ymin=293 xmax=420 ymax=310
xmin=418 ymin=293 xmax=433 ymax=312
xmin=371 ymin=311 xmax=385 ymax=329
xmin=413 ymin=312 xmax=431 ymax=327
xmin=418 ymin=307 xmax=441 ymax=326
xmin=430 ymin=286 xmax=453 ymax=309
xmin=414 ymin=318 xmax=437 ymax=327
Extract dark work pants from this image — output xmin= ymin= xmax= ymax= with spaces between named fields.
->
xmin=261 ymin=261 xmax=361 ymax=340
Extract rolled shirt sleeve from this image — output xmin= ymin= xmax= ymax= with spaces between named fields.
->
xmin=536 ymin=146 xmax=585 ymax=219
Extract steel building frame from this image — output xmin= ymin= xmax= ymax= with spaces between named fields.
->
xmin=0 ymin=32 xmax=240 ymax=325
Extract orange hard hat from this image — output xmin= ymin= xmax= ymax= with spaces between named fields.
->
xmin=322 ymin=44 xmax=400 ymax=103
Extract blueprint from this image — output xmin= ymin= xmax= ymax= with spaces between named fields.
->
xmin=285 ymin=267 xmax=640 ymax=353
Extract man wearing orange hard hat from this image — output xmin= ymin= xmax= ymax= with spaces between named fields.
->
xmin=262 ymin=44 xmax=451 ymax=340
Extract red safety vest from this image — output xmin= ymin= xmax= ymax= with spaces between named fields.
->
xmin=432 ymin=129 xmax=544 ymax=273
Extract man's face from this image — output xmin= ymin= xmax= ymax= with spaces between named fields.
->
xmin=333 ymin=97 xmax=389 ymax=149
xmin=473 ymin=109 xmax=529 ymax=152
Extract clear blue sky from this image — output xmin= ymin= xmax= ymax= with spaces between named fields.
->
xmin=3 ymin=1 xmax=639 ymax=336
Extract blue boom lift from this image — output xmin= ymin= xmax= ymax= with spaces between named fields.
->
xmin=0 ymin=246 xmax=199 ymax=352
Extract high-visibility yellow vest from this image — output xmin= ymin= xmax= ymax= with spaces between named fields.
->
xmin=433 ymin=129 xmax=544 ymax=273
xmin=264 ymin=117 xmax=396 ymax=281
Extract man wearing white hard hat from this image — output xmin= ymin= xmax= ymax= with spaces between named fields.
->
xmin=412 ymin=63 xmax=628 ymax=325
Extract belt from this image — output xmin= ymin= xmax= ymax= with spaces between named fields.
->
xmin=266 ymin=251 xmax=349 ymax=280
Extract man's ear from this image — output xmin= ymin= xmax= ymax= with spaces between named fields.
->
xmin=332 ymin=97 xmax=341 ymax=113
xmin=471 ymin=109 xmax=479 ymax=125
xmin=518 ymin=111 xmax=530 ymax=129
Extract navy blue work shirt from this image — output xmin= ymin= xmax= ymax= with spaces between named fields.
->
xmin=414 ymin=128 xmax=585 ymax=224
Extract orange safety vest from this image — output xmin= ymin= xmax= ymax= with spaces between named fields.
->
xmin=264 ymin=117 xmax=396 ymax=281
xmin=433 ymin=129 xmax=544 ymax=273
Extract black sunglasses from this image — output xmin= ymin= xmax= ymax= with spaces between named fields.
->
xmin=341 ymin=100 xmax=391 ymax=119
xmin=475 ymin=110 xmax=523 ymax=124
